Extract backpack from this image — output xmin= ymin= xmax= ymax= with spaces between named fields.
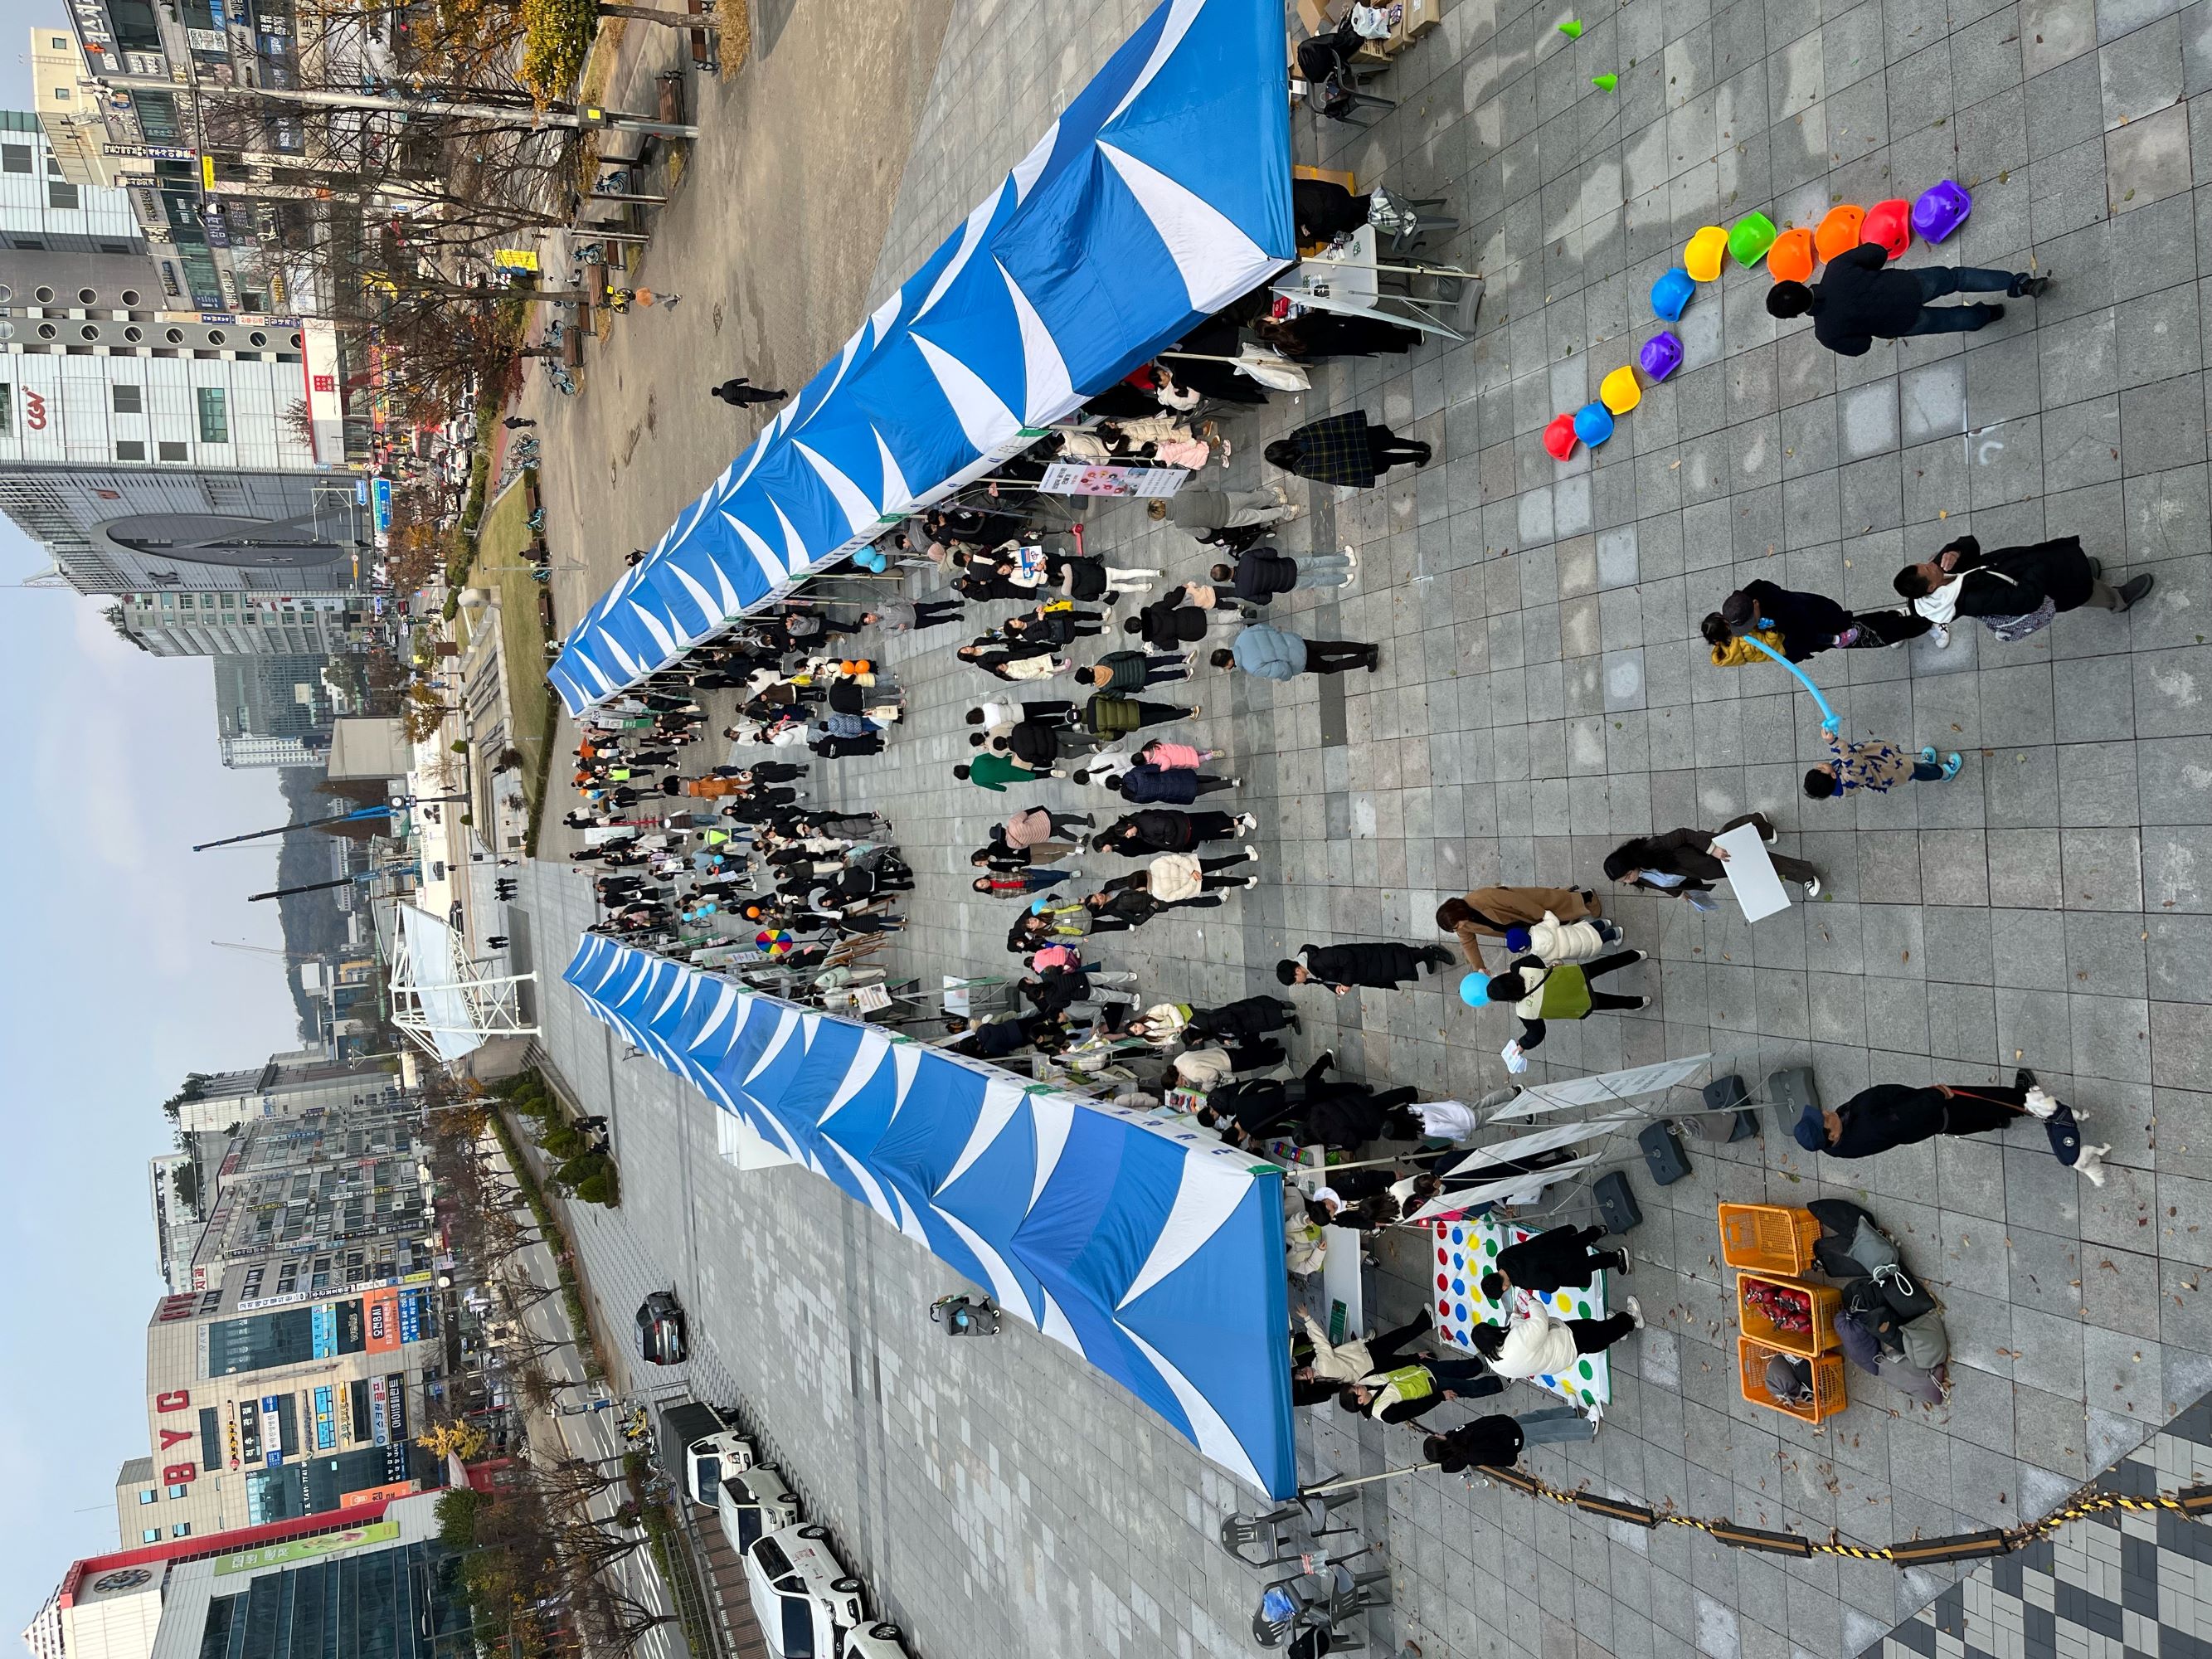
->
xmin=1896 ymin=1310 xmax=1950 ymax=1369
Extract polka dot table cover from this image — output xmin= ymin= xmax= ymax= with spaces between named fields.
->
xmin=1430 ymin=1215 xmax=1612 ymax=1411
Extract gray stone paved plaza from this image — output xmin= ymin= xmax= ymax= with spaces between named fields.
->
xmin=515 ymin=2 xmax=2212 ymax=1656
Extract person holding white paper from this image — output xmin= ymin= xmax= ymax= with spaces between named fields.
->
xmin=1602 ymin=812 xmax=1822 ymax=904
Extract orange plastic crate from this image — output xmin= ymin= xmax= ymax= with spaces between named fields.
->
xmin=1718 ymin=1202 xmax=1822 ymax=1276
xmin=1739 ymin=1336 xmax=1848 ymax=1424
xmin=1737 ymin=1270 xmax=1840 ymax=1356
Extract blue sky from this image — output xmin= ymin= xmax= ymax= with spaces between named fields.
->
xmin=2 ymin=21 xmax=306 ymax=1635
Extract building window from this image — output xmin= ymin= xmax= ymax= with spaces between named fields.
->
xmin=170 ymin=1524 xmax=191 ymax=1538
xmin=196 ymin=387 xmax=228 ymax=443
xmin=140 ymin=1530 xmax=159 ymax=1545
xmin=47 ymin=182 xmax=77 ymax=211
xmin=114 ymin=440 xmax=146 ymax=461
xmin=51 ymin=86 xmax=71 ymax=102
xmin=0 ymin=145 xmax=29 ymax=175
xmin=166 ymin=1483 xmax=188 ymax=1498
xmin=113 ymin=384 xmax=142 ymax=414
xmin=158 ymin=441 xmax=187 ymax=462
xmin=0 ymin=387 xmax=10 ymax=436
xmin=139 ymin=1489 xmax=158 ymax=1505
xmin=51 ymin=36 xmax=67 ymax=48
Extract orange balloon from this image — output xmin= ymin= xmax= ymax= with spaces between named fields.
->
xmin=1814 ymin=204 xmax=1865 ymax=264
xmin=1766 ymin=226 xmax=1816 ymax=283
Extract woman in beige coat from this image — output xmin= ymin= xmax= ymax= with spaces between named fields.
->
xmin=1437 ymin=884 xmax=1605 ymax=969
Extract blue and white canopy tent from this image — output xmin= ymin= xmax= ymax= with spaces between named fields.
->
xmin=547 ymin=0 xmax=1296 ymax=713
xmin=562 ymin=932 xmax=1300 ymax=1497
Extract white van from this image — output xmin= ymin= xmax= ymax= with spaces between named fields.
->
xmin=717 ymin=1465 xmax=800 ymax=1557
xmin=842 ymin=1623 xmax=911 ymax=1657
xmin=742 ymin=1525 xmax=865 ymax=1659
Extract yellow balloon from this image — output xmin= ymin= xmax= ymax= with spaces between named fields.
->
xmin=1684 ymin=224 xmax=1729 ymax=284
xmin=1600 ymin=364 xmax=1642 ymax=414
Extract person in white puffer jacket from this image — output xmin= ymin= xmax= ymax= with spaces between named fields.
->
xmin=1506 ymin=910 xmax=1627 ymax=965
xmin=1469 ymin=1294 xmax=1646 ymax=1381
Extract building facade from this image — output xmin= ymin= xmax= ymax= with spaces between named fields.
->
xmin=211 ymin=653 xmax=333 ymax=768
xmin=46 ymin=1491 xmax=464 ymax=1659
xmin=0 ymin=108 xmax=142 ymax=253
xmin=125 ymin=1095 xmax=445 ymax=1543
xmin=171 ymin=1052 xmax=401 ymax=1138
xmin=110 ymin=588 xmax=379 ymax=658
xmin=148 ymin=1152 xmax=202 ymax=1296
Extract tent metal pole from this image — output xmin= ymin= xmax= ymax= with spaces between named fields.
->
xmin=1300 ymin=1463 xmax=1441 ymax=1496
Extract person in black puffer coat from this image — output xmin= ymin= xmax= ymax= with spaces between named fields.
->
xmin=1091 ymin=810 xmax=1244 ymax=855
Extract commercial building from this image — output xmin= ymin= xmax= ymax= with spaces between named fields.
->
xmin=169 ymin=1048 xmax=405 ymax=1146
xmin=0 ymin=108 xmax=142 ymax=252
xmin=211 ymin=652 xmax=333 ymax=768
xmin=44 ymin=1491 xmax=465 ymax=1659
xmin=126 ymin=1092 xmax=445 ymax=1542
xmin=109 ymin=588 xmax=379 ymax=659
xmin=148 ymin=1152 xmax=203 ymax=1296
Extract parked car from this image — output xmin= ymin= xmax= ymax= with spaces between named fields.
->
xmin=633 ymin=1290 xmax=688 ymax=1365
xmin=843 ymin=1623 xmax=911 ymax=1657
xmin=743 ymin=1525 xmax=865 ymax=1659
xmin=716 ymin=1463 xmax=800 ymax=1555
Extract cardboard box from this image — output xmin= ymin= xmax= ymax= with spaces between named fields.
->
xmin=1405 ymin=0 xmax=1444 ymax=38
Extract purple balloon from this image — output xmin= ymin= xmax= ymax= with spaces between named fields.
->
xmin=1912 ymin=180 xmax=1971 ymax=244
xmin=1640 ymin=331 xmax=1684 ymax=381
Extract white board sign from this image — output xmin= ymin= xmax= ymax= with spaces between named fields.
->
xmin=1713 ymin=822 xmax=1791 ymax=922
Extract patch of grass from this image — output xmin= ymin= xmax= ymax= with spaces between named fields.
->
xmin=469 ymin=472 xmax=555 ymax=834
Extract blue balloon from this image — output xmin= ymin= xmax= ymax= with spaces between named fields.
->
xmin=1650 ymin=266 xmax=1696 ymax=321
xmin=1459 ymin=974 xmax=1491 ymax=1007
xmin=1739 ymin=631 xmax=1841 ymax=730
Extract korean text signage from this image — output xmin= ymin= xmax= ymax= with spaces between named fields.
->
xmin=363 ymin=1287 xmax=401 ymax=1353
xmin=213 ymin=1521 xmax=398 ymax=1575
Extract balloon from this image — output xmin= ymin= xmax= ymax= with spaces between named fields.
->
xmin=1459 ymin=975 xmax=1491 ymax=1007
xmin=1738 ymin=632 xmax=1840 ymax=730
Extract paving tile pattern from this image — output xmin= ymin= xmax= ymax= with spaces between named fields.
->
xmin=1867 ymin=1395 xmax=2212 ymax=1659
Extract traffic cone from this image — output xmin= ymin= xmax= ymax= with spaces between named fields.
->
xmin=1558 ymin=18 xmax=1582 ymax=36
xmin=1592 ymin=72 xmax=1617 ymax=90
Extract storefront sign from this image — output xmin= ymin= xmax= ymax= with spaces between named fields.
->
xmin=103 ymin=142 xmax=193 ymax=161
xmin=363 ymin=1286 xmax=401 ymax=1353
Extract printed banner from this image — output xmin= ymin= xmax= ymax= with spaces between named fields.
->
xmin=1035 ymin=461 xmax=1189 ymax=499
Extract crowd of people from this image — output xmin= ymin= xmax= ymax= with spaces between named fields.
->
xmin=540 ymin=182 xmax=2134 ymax=1478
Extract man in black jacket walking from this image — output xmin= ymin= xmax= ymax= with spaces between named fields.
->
xmin=1277 ymin=941 xmax=1454 ymax=993
xmin=1208 ymin=545 xmax=1357 ymax=605
xmin=1422 ymin=1408 xmax=1594 ymax=1471
xmin=1767 ymin=242 xmax=2046 ymax=354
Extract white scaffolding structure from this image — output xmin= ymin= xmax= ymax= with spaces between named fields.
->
xmin=387 ymin=903 xmax=537 ymax=1063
